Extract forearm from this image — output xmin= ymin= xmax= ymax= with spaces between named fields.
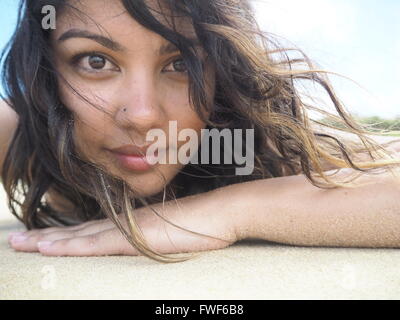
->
xmin=215 ymin=170 xmax=400 ymax=248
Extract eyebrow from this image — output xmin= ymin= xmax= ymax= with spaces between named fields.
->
xmin=159 ymin=39 xmax=203 ymax=56
xmin=58 ymin=28 xmax=200 ymax=56
xmin=58 ymin=29 xmax=126 ymax=52
xmin=159 ymin=42 xmax=181 ymax=56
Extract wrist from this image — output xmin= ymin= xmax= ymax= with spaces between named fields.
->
xmin=207 ymin=183 xmax=252 ymax=242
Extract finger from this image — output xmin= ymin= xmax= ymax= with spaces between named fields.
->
xmin=40 ymin=219 xmax=115 ymax=237
xmin=9 ymin=230 xmax=80 ymax=252
xmin=37 ymin=228 xmax=139 ymax=256
xmin=9 ymin=220 xmax=118 ymax=252
xmin=22 ymin=219 xmax=110 ymax=237
xmin=11 ymin=215 xmax=122 ymax=243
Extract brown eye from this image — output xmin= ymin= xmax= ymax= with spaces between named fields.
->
xmin=164 ymin=57 xmax=188 ymax=73
xmin=70 ymin=52 xmax=120 ymax=74
xmin=172 ymin=59 xmax=187 ymax=73
xmin=88 ymin=55 xmax=106 ymax=69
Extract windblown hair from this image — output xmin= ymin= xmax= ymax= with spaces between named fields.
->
xmin=2 ymin=0 xmax=400 ymax=263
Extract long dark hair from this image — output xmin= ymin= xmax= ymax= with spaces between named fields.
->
xmin=2 ymin=0 xmax=400 ymax=263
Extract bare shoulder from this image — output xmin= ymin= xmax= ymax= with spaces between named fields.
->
xmin=0 ymin=99 xmax=19 ymax=174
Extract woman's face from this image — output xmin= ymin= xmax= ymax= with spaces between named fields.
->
xmin=51 ymin=0 xmax=215 ymax=197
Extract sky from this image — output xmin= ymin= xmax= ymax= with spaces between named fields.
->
xmin=0 ymin=0 xmax=399 ymax=119
xmin=251 ymin=0 xmax=400 ymax=119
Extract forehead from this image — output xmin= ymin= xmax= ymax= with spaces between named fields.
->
xmin=52 ymin=0 xmax=196 ymax=43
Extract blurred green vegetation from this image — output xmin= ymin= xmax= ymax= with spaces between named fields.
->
xmin=319 ymin=114 xmax=400 ymax=137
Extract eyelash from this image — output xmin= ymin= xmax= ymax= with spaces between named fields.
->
xmin=69 ymin=51 xmax=188 ymax=75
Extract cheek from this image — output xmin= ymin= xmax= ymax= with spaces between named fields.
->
xmin=58 ymin=77 xmax=115 ymax=129
xmin=162 ymin=84 xmax=209 ymax=128
xmin=169 ymin=100 xmax=207 ymax=133
xmin=58 ymin=83 xmax=111 ymax=159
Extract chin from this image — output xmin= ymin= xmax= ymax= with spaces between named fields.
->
xmin=130 ymin=184 xmax=165 ymax=198
xmin=123 ymin=165 xmax=182 ymax=198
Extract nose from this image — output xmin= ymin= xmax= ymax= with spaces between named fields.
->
xmin=113 ymin=71 xmax=166 ymax=134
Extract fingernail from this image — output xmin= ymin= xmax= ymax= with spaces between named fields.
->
xmin=10 ymin=235 xmax=28 ymax=243
xmin=7 ymin=232 xmax=24 ymax=241
xmin=37 ymin=241 xmax=53 ymax=250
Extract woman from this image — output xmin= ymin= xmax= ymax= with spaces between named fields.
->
xmin=2 ymin=0 xmax=400 ymax=263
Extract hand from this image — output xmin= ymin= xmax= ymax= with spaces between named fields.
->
xmin=7 ymin=191 xmax=239 ymax=257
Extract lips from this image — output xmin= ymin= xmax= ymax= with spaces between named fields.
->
xmin=108 ymin=144 xmax=154 ymax=172
xmin=109 ymin=144 xmax=150 ymax=157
